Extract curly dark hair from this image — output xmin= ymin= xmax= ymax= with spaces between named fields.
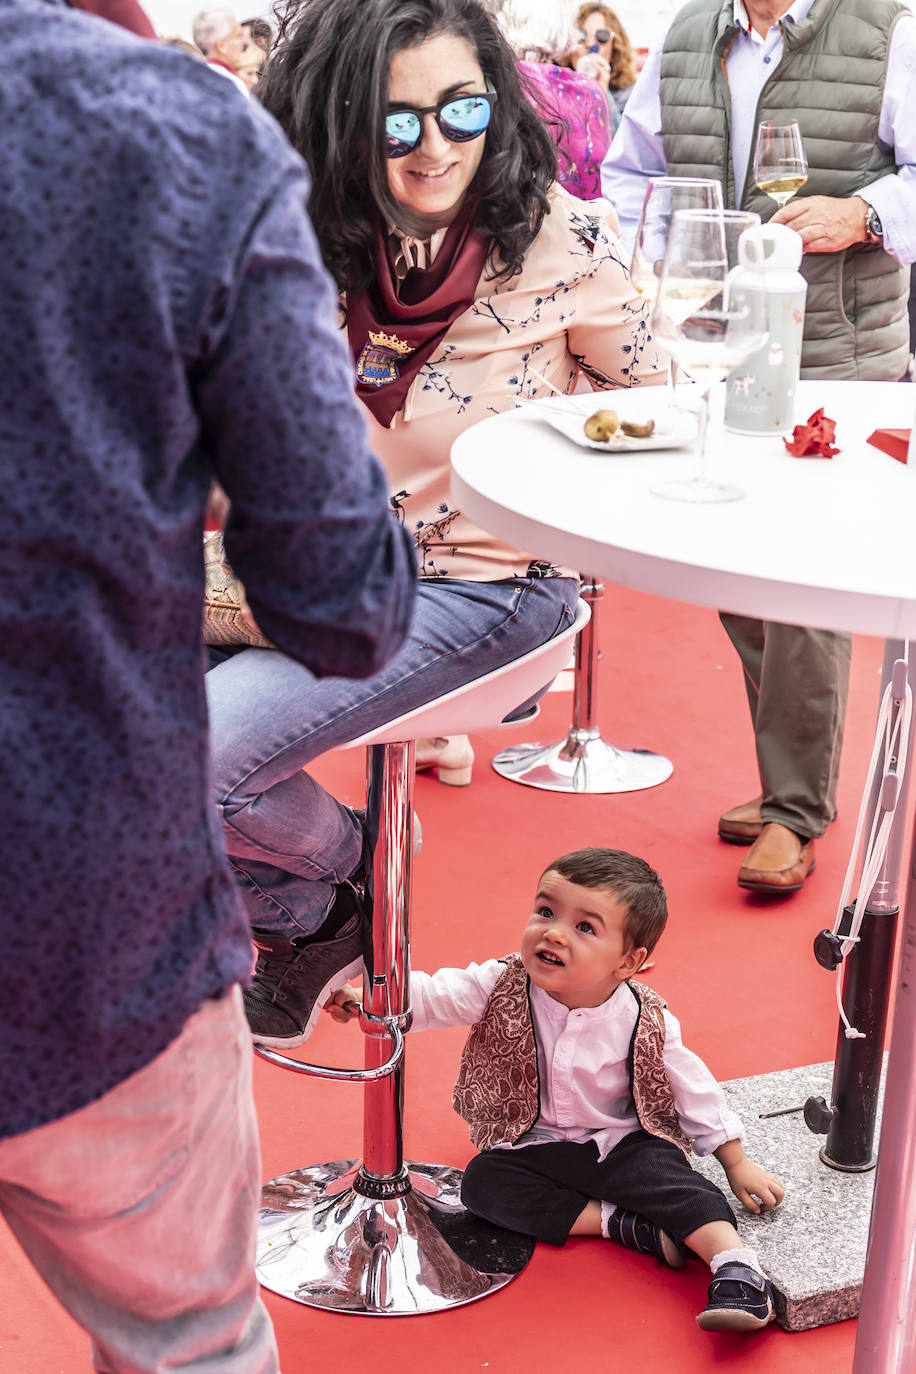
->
xmin=542 ymin=848 xmax=668 ymax=956
xmin=258 ymin=0 xmax=557 ymax=290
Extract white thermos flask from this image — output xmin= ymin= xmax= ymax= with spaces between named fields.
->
xmin=725 ymin=222 xmax=807 ymax=435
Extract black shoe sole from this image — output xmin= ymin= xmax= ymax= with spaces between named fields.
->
xmin=696 ymin=1304 xmax=774 ymax=1332
xmin=737 ymin=857 xmax=815 ymax=895
xmin=718 ymin=829 xmax=759 ymax=846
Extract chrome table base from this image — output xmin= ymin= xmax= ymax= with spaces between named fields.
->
xmin=257 ymin=1159 xmax=535 ymax=1315
xmin=492 ymin=731 xmax=673 ymax=793
xmin=491 ymin=576 xmax=673 ymax=794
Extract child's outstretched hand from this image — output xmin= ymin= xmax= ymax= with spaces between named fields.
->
xmin=725 ymin=1157 xmax=785 ymax=1214
xmin=324 ymin=984 xmax=362 ymax=1024
xmin=715 ymin=1140 xmax=784 ymax=1214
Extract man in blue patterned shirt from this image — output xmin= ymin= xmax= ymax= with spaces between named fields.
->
xmin=0 ymin=2 xmax=416 ymax=1370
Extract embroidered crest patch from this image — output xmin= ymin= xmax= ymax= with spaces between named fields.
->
xmin=356 ymin=329 xmax=414 ymax=387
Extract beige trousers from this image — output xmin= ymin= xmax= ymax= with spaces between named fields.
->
xmin=719 ymin=614 xmax=852 ymax=840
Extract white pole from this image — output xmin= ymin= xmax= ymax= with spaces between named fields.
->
xmin=852 ymin=816 xmax=916 ymax=1372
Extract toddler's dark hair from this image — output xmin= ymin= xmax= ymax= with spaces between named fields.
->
xmin=542 ymin=847 xmax=668 ymax=955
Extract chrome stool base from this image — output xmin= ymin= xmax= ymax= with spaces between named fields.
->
xmin=491 ymin=576 xmax=673 ymax=794
xmin=257 ymin=1159 xmax=535 ymax=1315
xmin=492 ymin=733 xmax=673 ymax=793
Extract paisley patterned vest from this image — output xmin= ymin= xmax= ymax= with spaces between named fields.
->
xmin=452 ymin=954 xmax=692 ymax=1156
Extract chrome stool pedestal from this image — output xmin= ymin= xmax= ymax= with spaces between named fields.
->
xmin=255 ymin=605 xmax=589 ymax=1315
xmin=492 ymin=577 xmax=673 ymax=793
xmin=258 ymin=1158 xmax=534 ymax=1315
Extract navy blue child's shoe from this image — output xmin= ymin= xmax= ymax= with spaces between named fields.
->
xmin=606 ymin=1208 xmax=687 ymax=1268
xmin=696 ymin=1261 xmax=776 ymax=1331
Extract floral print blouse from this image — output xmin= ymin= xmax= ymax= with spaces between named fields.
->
xmin=360 ymin=184 xmax=665 ymax=583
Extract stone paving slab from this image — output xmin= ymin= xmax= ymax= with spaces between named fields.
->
xmin=690 ymin=1059 xmax=885 ymax=1331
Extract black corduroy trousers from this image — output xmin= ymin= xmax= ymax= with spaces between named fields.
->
xmin=461 ymin=1130 xmax=735 ymax=1247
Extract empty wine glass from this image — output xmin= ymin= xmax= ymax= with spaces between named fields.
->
xmin=650 ymin=209 xmax=767 ymax=504
xmin=754 ymin=120 xmax=808 ymax=209
xmin=630 ymin=177 xmax=723 ymax=400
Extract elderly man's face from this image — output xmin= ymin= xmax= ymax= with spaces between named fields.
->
xmin=214 ymin=20 xmax=249 ymax=72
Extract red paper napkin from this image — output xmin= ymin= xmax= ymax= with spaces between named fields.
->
xmin=784 ymin=408 xmax=839 ymax=458
xmin=867 ymin=428 xmax=910 ymax=464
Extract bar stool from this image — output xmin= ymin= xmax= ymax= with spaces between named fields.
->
xmin=492 ymin=574 xmax=674 ymax=792
xmin=255 ymin=600 xmax=590 ymax=1316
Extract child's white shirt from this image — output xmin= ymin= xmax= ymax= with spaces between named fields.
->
xmin=410 ymin=959 xmax=744 ymax=1161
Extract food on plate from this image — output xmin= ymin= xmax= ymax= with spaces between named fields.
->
xmin=583 ymin=409 xmax=620 ymax=441
xmin=620 ymin=419 xmax=656 ymax=439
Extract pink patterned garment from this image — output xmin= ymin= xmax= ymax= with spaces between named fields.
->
xmin=518 ymin=61 xmax=612 ymax=201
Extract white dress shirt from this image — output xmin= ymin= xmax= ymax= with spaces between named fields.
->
xmin=409 ymin=959 xmax=744 ymax=1162
xmin=601 ymin=0 xmax=916 ymax=265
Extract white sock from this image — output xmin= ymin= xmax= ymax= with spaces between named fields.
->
xmin=600 ymin=1201 xmax=618 ymax=1239
xmin=710 ymin=1247 xmax=764 ymax=1276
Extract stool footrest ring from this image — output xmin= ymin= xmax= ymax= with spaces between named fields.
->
xmin=253 ymin=1018 xmax=404 ymax=1080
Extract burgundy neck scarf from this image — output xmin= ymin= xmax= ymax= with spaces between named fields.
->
xmin=346 ymin=207 xmax=490 ymax=427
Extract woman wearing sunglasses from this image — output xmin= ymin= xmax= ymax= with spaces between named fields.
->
xmin=491 ymin=0 xmax=612 ymax=200
xmin=565 ymin=3 xmax=638 ymax=130
xmin=205 ymin=0 xmax=663 ymax=1050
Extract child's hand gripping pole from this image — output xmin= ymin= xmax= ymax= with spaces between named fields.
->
xmin=325 ymin=984 xmax=363 ymax=1024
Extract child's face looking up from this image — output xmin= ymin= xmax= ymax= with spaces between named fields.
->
xmin=520 ymin=871 xmax=646 ymax=1010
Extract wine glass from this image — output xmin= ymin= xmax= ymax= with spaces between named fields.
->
xmin=754 ymin=120 xmax=808 ymax=209
xmin=630 ymin=177 xmax=723 ymax=401
xmin=650 ymin=209 xmax=768 ymax=504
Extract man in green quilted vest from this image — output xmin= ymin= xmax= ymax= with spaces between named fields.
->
xmin=602 ymin=0 xmax=916 ymax=895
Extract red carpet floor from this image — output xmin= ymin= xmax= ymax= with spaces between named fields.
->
xmin=1 ymin=585 xmax=890 ymax=1372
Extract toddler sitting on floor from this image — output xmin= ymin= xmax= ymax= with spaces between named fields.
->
xmin=328 ymin=846 xmax=784 ymax=1332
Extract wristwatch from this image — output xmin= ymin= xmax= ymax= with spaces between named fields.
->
xmin=864 ymin=203 xmax=884 ymax=244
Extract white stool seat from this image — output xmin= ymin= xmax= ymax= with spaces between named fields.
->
xmin=343 ymin=598 xmax=590 ymax=750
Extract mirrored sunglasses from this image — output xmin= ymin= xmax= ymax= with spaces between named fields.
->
xmin=384 ymin=91 xmax=497 ymax=158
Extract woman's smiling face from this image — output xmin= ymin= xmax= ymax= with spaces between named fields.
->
xmin=385 ymin=32 xmax=488 ymax=231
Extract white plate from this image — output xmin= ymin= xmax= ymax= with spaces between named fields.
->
xmin=517 ymin=390 xmax=698 ymax=453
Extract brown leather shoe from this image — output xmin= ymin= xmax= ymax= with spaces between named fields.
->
xmin=737 ymin=823 xmax=815 ymax=894
xmin=718 ymin=797 xmax=763 ymax=845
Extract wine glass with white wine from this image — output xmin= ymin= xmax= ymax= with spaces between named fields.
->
xmin=754 ymin=120 xmax=808 ymax=209
xmin=650 ymin=209 xmax=767 ymax=504
xmin=630 ymin=177 xmax=723 ymax=400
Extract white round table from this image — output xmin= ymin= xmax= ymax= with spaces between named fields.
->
xmin=452 ymin=379 xmax=916 ymax=639
xmin=451 ymin=378 xmax=916 ymax=1373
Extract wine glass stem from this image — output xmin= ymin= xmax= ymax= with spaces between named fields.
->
xmin=695 ymin=385 xmax=711 ymax=485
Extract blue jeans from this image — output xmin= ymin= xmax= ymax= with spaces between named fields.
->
xmin=206 ymin=576 xmax=577 ymax=937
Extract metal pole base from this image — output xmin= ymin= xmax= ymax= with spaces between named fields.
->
xmin=257 ymin=1158 xmax=535 ymax=1315
xmin=492 ymin=732 xmax=673 ymax=793
xmin=818 ymin=1144 xmax=877 ymax=1174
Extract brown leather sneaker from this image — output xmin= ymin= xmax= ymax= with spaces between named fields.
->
xmin=737 ymin=823 xmax=815 ymax=894
xmin=718 ymin=797 xmax=763 ymax=845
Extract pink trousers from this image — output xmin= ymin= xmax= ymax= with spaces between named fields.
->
xmin=0 ymin=987 xmax=279 ymax=1374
